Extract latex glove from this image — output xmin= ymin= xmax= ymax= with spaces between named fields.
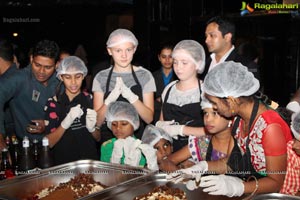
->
xmin=123 ymin=136 xmax=142 ymax=166
xmin=166 ymin=161 xmax=208 ymax=184
xmin=286 ymin=101 xmax=300 ymax=113
xmin=200 ymin=175 xmax=244 ymax=197
xmin=120 ymin=79 xmax=138 ymax=104
xmin=86 ymin=108 xmax=97 ymax=133
xmin=111 ymin=139 xmax=125 ymax=164
xmin=139 ymin=143 xmax=159 ymax=171
xmin=186 ymin=179 xmax=201 ymax=191
xmin=156 ymin=120 xmax=184 ymax=139
xmin=104 ymin=77 xmax=122 ymax=105
xmin=61 ymin=104 xmax=83 ymax=129
xmin=155 ymin=120 xmax=175 ymax=127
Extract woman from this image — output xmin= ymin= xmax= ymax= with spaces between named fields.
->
xmin=92 ymin=29 xmax=156 ymax=145
xmin=176 ymin=61 xmax=292 ymax=197
xmin=156 ymin=40 xmax=206 ymax=152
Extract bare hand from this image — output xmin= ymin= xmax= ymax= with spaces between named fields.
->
xmin=26 ymin=120 xmax=45 ymax=134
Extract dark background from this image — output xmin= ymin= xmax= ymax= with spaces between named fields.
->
xmin=0 ymin=0 xmax=300 ymax=106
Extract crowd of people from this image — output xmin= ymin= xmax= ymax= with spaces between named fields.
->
xmin=1 ymin=15 xmax=300 ymax=198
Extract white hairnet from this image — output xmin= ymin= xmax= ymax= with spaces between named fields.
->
xmin=291 ymin=111 xmax=300 ymax=141
xmin=106 ymin=28 xmax=138 ymax=48
xmin=172 ymin=40 xmax=206 ymax=74
xmin=201 ymin=94 xmax=213 ymax=109
xmin=56 ymin=56 xmax=87 ymax=80
xmin=141 ymin=124 xmax=172 ymax=147
xmin=203 ymin=61 xmax=260 ymax=98
xmin=106 ymin=101 xmax=140 ymax=131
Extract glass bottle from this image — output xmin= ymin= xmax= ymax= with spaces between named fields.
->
xmin=18 ymin=136 xmax=36 ymax=172
xmin=37 ymin=137 xmax=54 ymax=169
xmin=0 ymin=148 xmax=15 ymax=180
xmin=32 ymin=139 xmax=39 ymax=166
xmin=10 ymin=139 xmax=20 ymax=175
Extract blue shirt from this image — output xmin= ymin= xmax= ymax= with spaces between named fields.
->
xmin=0 ymin=65 xmax=59 ymax=141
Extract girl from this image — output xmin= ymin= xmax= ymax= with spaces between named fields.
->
xmin=92 ymin=28 xmax=156 ymax=146
xmin=156 ymin=40 xmax=206 ymax=152
xmin=44 ymin=56 xmax=100 ymax=165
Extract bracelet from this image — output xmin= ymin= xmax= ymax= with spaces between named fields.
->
xmin=95 ymin=125 xmax=101 ymax=131
xmin=244 ymin=176 xmax=259 ymax=199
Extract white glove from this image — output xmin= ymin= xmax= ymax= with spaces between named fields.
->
xmin=123 ymin=137 xmax=142 ymax=166
xmin=156 ymin=120 xmax=184 ymax=139
xmin=166 ymin=161 xmax=208 ymax=184
xmin=186 ymin=179 xmax=201 ymax=191
xmin=120 ymin=79 xmax=138 ymax=104
xmin=86 ymin=108 xmax=97 ymax=133
xmin=111 ymin=139 xmax=125 ymax=164
xmin=104 ymin=77 xmax=122 ymax=105
xmin=200 ymin=175 xmax=244 ymax=197
xmin=286 ymin=101 xmax=300 ymax=113
xmin=139 ymin=143 xmax=159 ymax=171
xmin=61 ymin=104 xmax=83 ymax=129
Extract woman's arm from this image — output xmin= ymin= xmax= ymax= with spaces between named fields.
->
xmin=131 ymin=92 xmax=154 ymax=124
xmin=93 ymin=91 xmax=108 ymax=126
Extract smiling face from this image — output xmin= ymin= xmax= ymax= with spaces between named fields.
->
xmin=111 ymin=120 xmax=134 ymax=139
xmin=107 ymin=42 xmax=136 ymax=69
xmin=31 ymin=55 xmax=56 ymax=85
xmin=154 ymin=138 xmax=173 ymax=161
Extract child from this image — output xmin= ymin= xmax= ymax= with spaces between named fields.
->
xmin=160 ymin=95 xmax=234 ymax=173
xmin=44 ymin=56 xmax=100 ymax=165
xmin=101 ymin=101 xmax=146 ymax=167
xmin=141 ymin=124 xmax=173 ymax=166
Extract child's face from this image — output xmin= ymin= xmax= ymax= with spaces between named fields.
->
xmin=154 ymin=138 xmax=173 ymax=161
xmin=60 ymin=73 xmax=84 ymax=97
xmin=111 ymin=120 xmax=134 ymax=139
xmin=203 ymin=107 xmax=230 ymax=134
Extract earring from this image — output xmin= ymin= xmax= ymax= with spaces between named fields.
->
xmin=228 ymin=121 xmax=232 ymax=128
xmin=231 ymin=109 xmax=235 ymax=115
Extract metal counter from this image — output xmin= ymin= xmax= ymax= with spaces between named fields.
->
xmin=0 ymin=160 xmax=152 ymax=200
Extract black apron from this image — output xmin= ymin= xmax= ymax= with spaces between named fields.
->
xmin=162 ymin=80 xmax=204 ymax=152
xmin=227 ymin=99 xmax=265 ymax=180
xmin=53 ymin=93 xmax=99 ymax=165
xmin=100 ymin=66 xmax=145 ymax=146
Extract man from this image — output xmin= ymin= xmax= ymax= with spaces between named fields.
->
xmin=200 ymin=16 xmax=260 ymax=81
xmin=0 ymin=39 xmax=60 ymax=150
xmin=0 ymin=39 xmax=18 ymax=138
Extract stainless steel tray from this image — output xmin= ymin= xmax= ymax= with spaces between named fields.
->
xmin=0 ymin=160 xmax=153 ymax=200
xmin=253 ymin=193 xmax=300 ymax=200
xmin=84 ymin=173 xmax=242 ymax=200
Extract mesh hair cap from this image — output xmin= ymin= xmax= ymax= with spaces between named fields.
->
xmin=56 ymin=56 xmax=87 ymax=80
xmin=291 ymin=111 xmax=300 ymax=140
xmin=141 ymin=124 xmax=172 ymax=147
xmin=106 ymin=28 xmax=138 ymax=48
xmin=172 ymin=40 xmax=206 ymax=74
xmin=203 ymin=61 xmax=260 ymax=98
xmin=105 ymin=101 xmax=140 ymax=131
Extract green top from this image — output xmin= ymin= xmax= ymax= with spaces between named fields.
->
xmin=100 ymin=137 xmax=146 ymax=167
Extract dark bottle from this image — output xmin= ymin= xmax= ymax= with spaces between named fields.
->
xmin=18 ymin=136 xmax=36 ymax=172
xmin=1 ymin=148 xmax=15 ymax=180
xmin=32 ymin=139 xmax=39 ymax=165
xmin=37 ymin=137 xmax=54 ymax=169
xmin=10 ymin=139 xmax=20 ymax=175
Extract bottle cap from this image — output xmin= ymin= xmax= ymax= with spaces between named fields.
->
xmin=42 ymin=137 xmax=49 ymax=146
xmin=22 ymin=136 xmax=30 ymax=148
